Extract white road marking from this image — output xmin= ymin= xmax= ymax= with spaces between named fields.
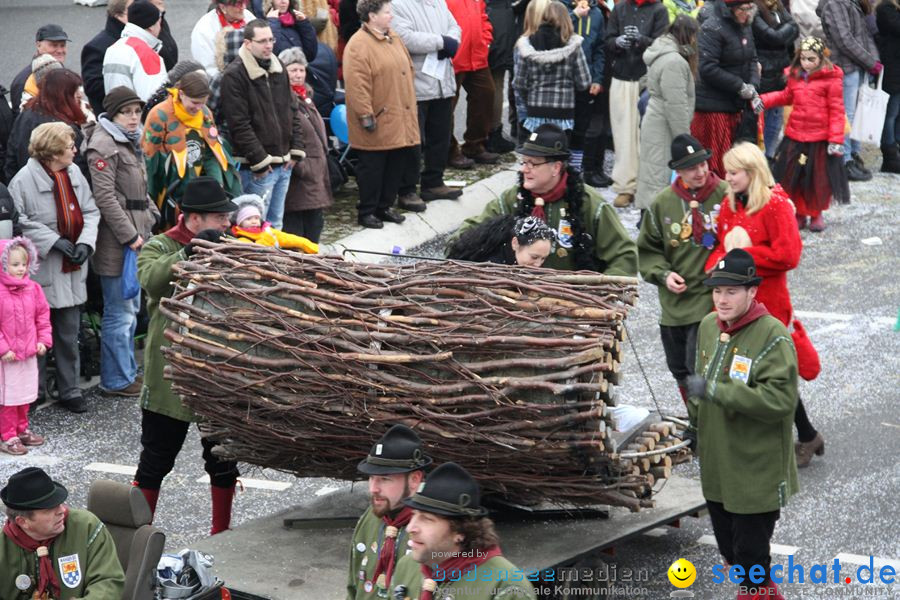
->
xmin=84 ymin=462 xmax=137 ymax=475
xmin=833 ymin=553 xmax=900 ymax=571
xmin=1 ymin=455 xmax=62 ymax=466
xmin=643 ymin=528 xmax=669 ymax=538
xmin=697 ymin=535 xmax=799 ymax=556
xmin=795 ymin=310 xmax=895 ymax=326
xmin=808 ymin=322 xmax=850 ymax=337
xmin=196 ymin=474 xmax=291 ymax=491
xmin=315 ymin=485 xmax=340 ymax=496
xmin=881 ymin=422 xmax=900 ymax=430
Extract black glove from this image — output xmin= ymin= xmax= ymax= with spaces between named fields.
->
xmin=52 ymin=238 xmax=77 ymax=258
xmin=437 ymin=35 xmax=459 ymax=60
xmin=360 ymin=114 xmax=377 ymax=132
xmin=184 ymin=229 xmax=224 ymax=258
xmin=685 ymin=374 xmax=708 ymax=400
xmin=683 ymin=429 xmax=698 ymax=453
xmin=70 ymin=243 xmax=92 ymax=266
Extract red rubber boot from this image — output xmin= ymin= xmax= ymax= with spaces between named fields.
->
xmin=210 ymin=484 xmax=235 ymax=535
xmin=133 ymin=483 xmax=160 ymax=521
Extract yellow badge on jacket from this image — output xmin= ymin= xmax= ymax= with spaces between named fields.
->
xmin=729 ymin=355 xmax=752 ymax=384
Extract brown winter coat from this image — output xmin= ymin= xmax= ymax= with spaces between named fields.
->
xmin=83 ymin=119 xmax=159 ymax=277
xmin=343 ymin=24 xmax=420 ymax=150
xmin=286 ymin=93 xmax=334 ymax=212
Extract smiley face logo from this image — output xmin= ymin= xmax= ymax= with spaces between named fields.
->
xmin=668 ymin=558 xmax=696 ymax=588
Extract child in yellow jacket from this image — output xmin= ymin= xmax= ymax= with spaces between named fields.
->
xmin=231 ymin=196 xmax=319 ymax=254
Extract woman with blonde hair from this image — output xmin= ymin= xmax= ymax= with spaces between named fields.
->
xmin=706 ymin=141 xmax=825 ymax=469
xmin=513 ymin=0 xmax=591 ymax=142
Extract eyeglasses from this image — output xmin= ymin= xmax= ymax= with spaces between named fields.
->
xmin=119 ymin=108 xmax=142 ymax=116
xmin=519 ymin=159 xmax=550 ymax=169
xmin=66 ymin=143 xmax=76 ymax=151
xmin=251 ymin=37 xmax=276 ymax=44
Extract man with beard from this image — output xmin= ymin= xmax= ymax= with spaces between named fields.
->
xmin=453 ymin=123 xmax=636 ymax=276
xmin=348 ymin=425 xmax=432 ymax=600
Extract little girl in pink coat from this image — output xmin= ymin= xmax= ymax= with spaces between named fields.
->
xmin=0 ymin=236 xmax=52 ymax=455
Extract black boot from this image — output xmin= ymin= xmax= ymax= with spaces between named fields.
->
xmin=881 ymin=144 xmax=900 ymax=174
xmin=486 ymin=127 xmax=516 ymax=154
xmin=583 ymin=136 xmax=612 ymax=188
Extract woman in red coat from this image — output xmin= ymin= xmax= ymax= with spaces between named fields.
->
xmin=707 ymin=141 xmax=825 ymax=468
xmin=759 ymin=37 xmax=849 ymax=232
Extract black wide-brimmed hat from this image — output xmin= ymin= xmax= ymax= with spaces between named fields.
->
xmin=403 ymin=462 xmax=488 ymax=518
xmin=515 ymin=124 xmax=570 ymax=160
xmin=357 ymin=424 xmax=433 ymax=475
xmin=668 ymin=134 xmax=713 ymax=170
xmin=704 ymin=248 xmax=763 ymax=287
xmin=1 ymin=467 xmax=69 ymax=511
xmin=178 ymin=176 xmax=238 ymax=213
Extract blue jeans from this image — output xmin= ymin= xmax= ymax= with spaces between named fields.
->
xmin=239 ymin=164 xmax=292 ymax=228
xmin=763 ymin=107 xmax=783 ymax=158
xmin=99 ymin=274 xmax=140 ymax=391
xmin=882 ymin=93 xmax=900 ymax=146
xmin=843 ymin=68 xmax=864 ymax=160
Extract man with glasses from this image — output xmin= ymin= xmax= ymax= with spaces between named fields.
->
xmin=453 ymin=124 xmax=637 ymax=275
xmin=192 ymin=0 xmax=257 ymax=77
xmin=221 ymin=18 xmax=306 ymax=229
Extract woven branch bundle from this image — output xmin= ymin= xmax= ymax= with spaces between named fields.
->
xmin=160 ymin=241 xmax=681 ymax=511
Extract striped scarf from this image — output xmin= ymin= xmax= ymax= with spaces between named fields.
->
xmin=46 ymin=167 xmax=84 ymax=273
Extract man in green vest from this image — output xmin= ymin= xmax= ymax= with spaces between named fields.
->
xmin=391 ymin=462 xmax=537 ymax=600
xmin=452 ymin=124 xmax=637 ymax=276
xmin=637 ymin=134 xmax=729 ymax=405
xmin=348 ymin=424 xmax=433 ymax=600
xmin=686 ymin=248 xmax=798 ymax=600
xmin=134 ymin=176 xmax=240 ymax=534
xmin=0 ymin=468 xmax=125 ymax=599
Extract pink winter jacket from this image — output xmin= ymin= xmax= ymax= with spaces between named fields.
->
xmin=0 ymin=237 xmax=52 ymax=360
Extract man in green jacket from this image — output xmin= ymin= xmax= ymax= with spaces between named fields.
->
xmin=686 ymin=248 xmax=798 ymax=600
xmin=391 ymin=462 xmax=536 ymax=600
xmin=637 ymin=134 xmax=729 ymax=404
xmin=134 ymin=176 xmax=239 ymax=534
xmin=1 ymin=467 xmax=125 ymax=599
xmin=348 ymin=425 xmax=432 ymax=600
xmin=453 ymin=124 xmax=637 ymax=276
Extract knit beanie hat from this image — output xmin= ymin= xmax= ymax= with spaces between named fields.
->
xmin=32 ymin=54 xmax=63 ymax=85
xmin=167 ymin=60 xmax=204 ymax=85
xmin=128 ymin=0 xmax=162 ymax=29
xmin=233 ymin=195 xmax=265 ymax=226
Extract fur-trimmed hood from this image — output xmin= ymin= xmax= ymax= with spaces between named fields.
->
xmin=239 ymin=44 xmax=284 ymax=80
xmin=516 ymin=32 xmax=585 ymax=63
xmin=0 ymin=236 xmax=40 ymax=282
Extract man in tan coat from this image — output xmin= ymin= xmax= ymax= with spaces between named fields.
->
xmin=343 ymin=0 xmax=421 ymax=229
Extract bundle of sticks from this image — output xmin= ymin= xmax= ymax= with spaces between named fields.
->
xmin=160 ymin=241 xmax=685 ymax=510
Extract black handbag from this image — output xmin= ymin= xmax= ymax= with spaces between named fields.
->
xmin=326 ymin=149 xmax=348 ymax=193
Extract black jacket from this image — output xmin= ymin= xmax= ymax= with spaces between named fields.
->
xmin=876 ymin=1 xmax=900 ymax=94
xmin=0 ymin=86 xmax=13 ymax=184
xmin=9 ymin=63 xmax=32 ymax=118
xmin=604 ymin=0 xmax=669 ymax=81
xmin=339 ymin=0 xmax=362 ymax=43
xmin=220 ymin=47 xmax=305 ymax=172
xmin=0 ymin=182 xmax=20 ymax=238
xmin=487 ymin=0 xmax=517 ymax=70
xmin=158 ymin=15 xmax=179 ymax=72
xmin=752 ymin=1 xmax=799 ymax=93
xmin=81 ymin=16 xmax=126 ymax=115
xmin=696 ymin=0 xmax=760 ymax=113
xmin=3 ymin=109 xmax=89 ymax=184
